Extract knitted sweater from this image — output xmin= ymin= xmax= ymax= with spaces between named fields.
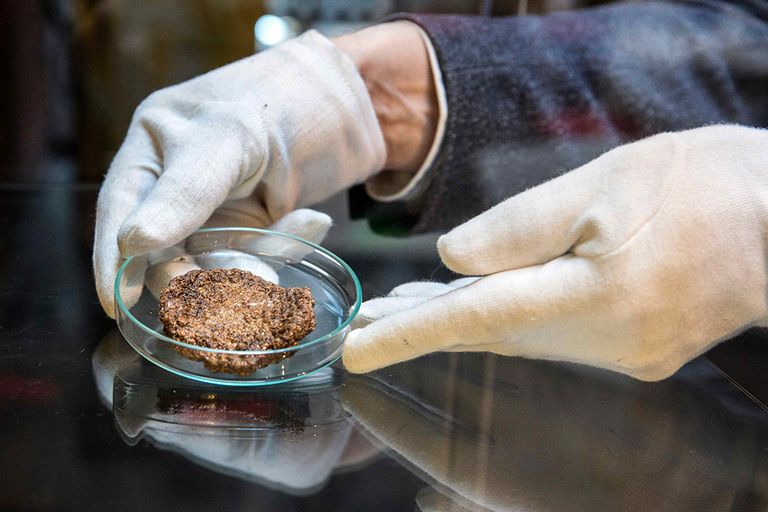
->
xmin=357 ymin=1 xmax=768 ymax=234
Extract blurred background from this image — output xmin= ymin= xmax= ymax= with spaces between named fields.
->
xmin=0 ymin=0 xmax=606 ymax=185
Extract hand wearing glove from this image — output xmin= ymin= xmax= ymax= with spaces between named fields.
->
xmin=94 ymin=19 xmax=441 ymax=318
xmin=93 ymin=30 xmax=387 ymax=317
xmin=142 ymin=208 xmax=332 ymax=301
xmin=351 ymin=277 xmax=479 ymax=330
xmin=344 ymin=125 xmax=768 ymax=381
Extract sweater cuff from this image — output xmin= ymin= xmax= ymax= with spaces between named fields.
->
xmin=364 ymin=24 xmax=447 ymax=203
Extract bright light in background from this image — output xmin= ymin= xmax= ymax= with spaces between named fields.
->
xmin=254 ymin=15 xmax=298 ymax=50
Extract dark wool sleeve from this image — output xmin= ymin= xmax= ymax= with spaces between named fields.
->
xmin=362 ymin=1 xmax=768 ymax=234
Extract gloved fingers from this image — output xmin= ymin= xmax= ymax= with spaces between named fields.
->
xmin=207 ymin=202 xmax=332 ymax=240
xmin=200 ymin=201 xmax=280 ymax=282
xmin=144 ymin=245 xmax=278 ymax=299
xmin=389 ymin=277 xmax=480 ymax=297
xmin=145 ymin=245 xmax=201 ymax=298
xmin=204 ymin=252 xmax=280 ymax=284
xmin=144 ymin=199 xmax=272 ymax=299
xmin=204 ymin=197 xmax=273 ymax=229
xmin=265 ymin=208 xmax=333 ymax=245
xmin=93 ymin=127 xmax=160 ymax=318
xmin=246 ymin=209 xmax=332 ymax=280
xmin=158 ymin=207 xmax=332 ymax=289
xmin=343 ymin=256 xmax=600 ymax=373
xmin=354 ymin=278 xmax=481 ymax=328
xmin=201 ymin=202 xmax=332 ymax=255
xmin=117 ymin=115 xmax=267 ymax=257
xmin=353 ymin=296 xmax=434 ymax=329
xmin=144 ymin=200 xmax=271 ymax=299
xmin=117 ymin=162 xmax=233 ymax=257
xmin=389 ymin=281 xmax=457 ymax=298
xmin=213 ymin=207 xmax=333 ymax=279
xmin=249 ymin=209 xmax=333 ymax=265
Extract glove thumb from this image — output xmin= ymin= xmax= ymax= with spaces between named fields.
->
xmin=438 ymin=132 xmax=683 ymax=275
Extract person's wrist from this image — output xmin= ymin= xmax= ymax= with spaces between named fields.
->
xmin=333 ymin=21 xmax=438 ymax=174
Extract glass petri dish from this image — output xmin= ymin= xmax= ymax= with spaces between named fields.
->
xmin=114 ymin=227 xmax=361 ymax=386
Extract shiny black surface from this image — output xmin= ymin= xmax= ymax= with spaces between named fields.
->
xmin=2 ymin=185 xmax=768 ymax=512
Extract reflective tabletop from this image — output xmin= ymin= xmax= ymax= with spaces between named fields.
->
xmin=2 ymin=184 xmax=767 ymax=511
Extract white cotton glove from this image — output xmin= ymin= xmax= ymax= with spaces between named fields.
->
xmin=94 ymin=30 xmax=386 ymax=318
xmin=143 ymin=208 xmax=332 ymax=299
xmin=351 ymin=278 xmax=479 ymax=330
xmin=344 ymin=125 xmax=768 ymax=381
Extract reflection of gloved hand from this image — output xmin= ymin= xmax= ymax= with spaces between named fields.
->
xmin=91 ymin=330 xmax=366 ymax=495
xmin=342 ymin=356 xmax=768 ymax=511
xmin=94 ymin=30 xmax=385 ymax=317
xmin=345 ymin=125 xmax=768 ymax=381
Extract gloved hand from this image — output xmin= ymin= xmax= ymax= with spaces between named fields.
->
xmin=94 ymin=30 xmax=386 ymax=317
xmin=142 ymin=208 xmax=332 ymax=300
xmin=344 ymin=125 xmax=768 ymax=381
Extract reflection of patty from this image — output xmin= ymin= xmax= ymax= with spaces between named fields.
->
xmin=159 ymin=268 xmax=316 ymax=375
xmin=156 ymin=389 xmax=310 ymax=432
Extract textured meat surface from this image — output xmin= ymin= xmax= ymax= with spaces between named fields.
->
xmin=158 ymin=268 xmax=316 ymax=375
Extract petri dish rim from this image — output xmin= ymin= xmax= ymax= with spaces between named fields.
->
xmin=114 ymin=226 xmax=362 ymax=356
xmin=122 ymin=334 xmax=342 ymax=387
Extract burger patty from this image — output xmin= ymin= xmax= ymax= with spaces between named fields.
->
xmin=158 ymin=268 xmax=316 ymax=375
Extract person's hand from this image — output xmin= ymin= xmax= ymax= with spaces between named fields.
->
xmin=93 ymin=30 xmax=387 ymax=317
xmin=140 ymin=208 xmax=333 ymax=302
xmin=344 ymin=125 xmax=768 ymax=381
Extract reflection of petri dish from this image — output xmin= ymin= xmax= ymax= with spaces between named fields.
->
xmin=93 ymin=331 xmax=358 ymax=495
xmin=113 ymin=365 xmax=351 ymax=442
xmin=115 ymin=227 xmax=361 ymax=386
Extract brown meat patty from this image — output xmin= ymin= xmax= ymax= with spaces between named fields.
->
xmin=158 ymin=268 xmax=316 ymax=375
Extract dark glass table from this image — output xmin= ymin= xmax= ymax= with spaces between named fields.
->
xmin=2 ymin=184 xmax=767 ymax=511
